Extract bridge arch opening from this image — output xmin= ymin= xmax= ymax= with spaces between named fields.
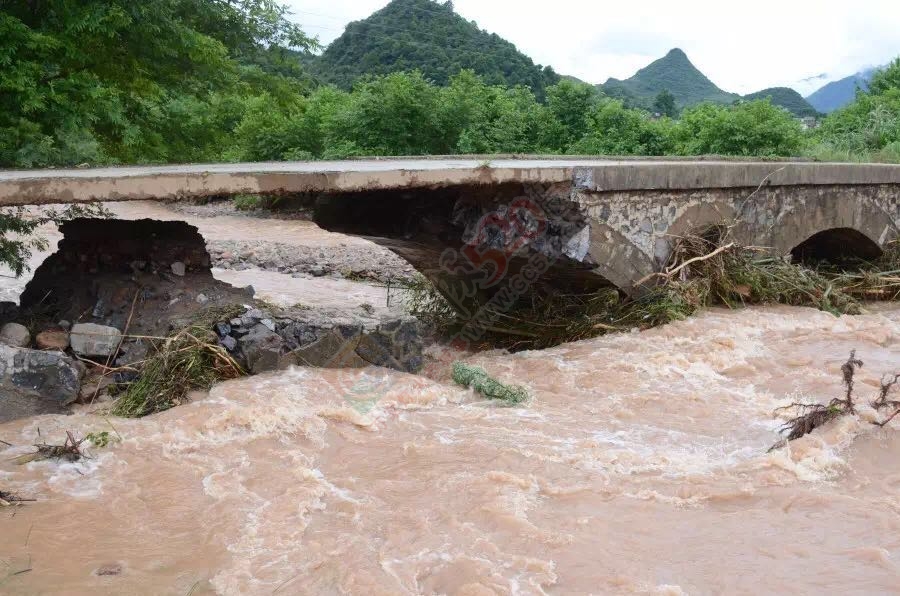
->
xmin=790 ymin=227 xmax=883 ymax=266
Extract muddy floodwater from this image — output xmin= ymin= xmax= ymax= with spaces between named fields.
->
xmin=3 ymin=202 xmax=900 ymax=594
xmin=4 ymin=303 xmax=900 ymax=594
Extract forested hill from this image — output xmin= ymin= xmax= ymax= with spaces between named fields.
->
xmin=600 ymin=49 xmax=738 ymax=108
xmin=600 ymin=49 xmax=820 ymax=117
xmin=742 ymin=87 xmax=818 ymax=117
xmin=308 ymin=0 xmax=560 ymax=96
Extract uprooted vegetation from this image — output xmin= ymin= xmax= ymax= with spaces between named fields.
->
xmin=110 ymin=306 xmax=246 ymax=418
xmin=452 ymin=362 xmax=529 ymax=404
xmin=401 ymin=226 xmax=900 ymax=351
xmin=771 ymin=350 xmax=900 ymax=451
xmin=11 ymin=430 xmax=86 ymax=465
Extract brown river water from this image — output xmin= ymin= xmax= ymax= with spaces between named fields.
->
xmin=3 ymin=204 xmax=900 ymax=594
xmin=4 ymin=305 xmax=900 ymax=595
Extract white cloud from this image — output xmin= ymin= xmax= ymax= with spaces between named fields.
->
xmin=284 ymin=0 xmax=900 ymax=95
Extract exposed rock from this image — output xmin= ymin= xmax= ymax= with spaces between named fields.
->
xmin=0 ymin=302 xmax=19 ymax=324
xmin=171 ymin=261 xmax=186 ymax=276
xmin=115 ymin=339 xmax=149 ymax=367
xmin=240 ymin=324 xmax=285 ymax=374
xmin=94 ymin=564 xmax=122 ymax=577
xmin=279 ymin=330 xmax=368 ymax=369
xmin=195 ymin=293 xmax=209 ymax=305
xmin=35 ymin=328 xmax=70 ymax=351
xmin=70 ymin=323 xmax=122 ymax=358
xmin=0 ymin=344 xmax=81 ymax=422
xmin=0 ymin=323 xmax=30 ymax=348
xmin=77 ymin=376 xmax=113 ymax=404
xmin=220 ymin=335 xmax=238 ymax=352
xmin=238 ymin=305 xmax=424 ymax=374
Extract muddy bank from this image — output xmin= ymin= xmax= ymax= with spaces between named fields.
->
xmin=0 ymin=215 xmax=424 ymax=421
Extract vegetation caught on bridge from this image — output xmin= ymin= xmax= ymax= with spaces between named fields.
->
xmin=402 ymin=228 xmax=900 ymax=351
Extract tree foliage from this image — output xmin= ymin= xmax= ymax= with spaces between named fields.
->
xmin=0 ymin=0 xmax=317 ymax=167
xmin=675 ymin=100 xmax=804 ymax=157
xmin=653 ymin=89 xmax=677 ymax=118
xmin=814 ymin=59 xmax=900 ymax=161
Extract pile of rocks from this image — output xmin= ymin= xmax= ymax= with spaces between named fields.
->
xmin=0 ymin=304 xmax=124 ymax=423
xmin=0 ymin=300 xmax=424 ymax=423
xmin=0 ymin=218 xmax=426 ymax=424
xmin=215 ymin=304 xmax=423 ymax=375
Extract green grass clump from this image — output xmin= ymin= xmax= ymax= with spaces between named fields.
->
xmin=111 ymin=307 xmax=246 ymax=418
xmin=452 ymin=362 xmax=529 ymax=404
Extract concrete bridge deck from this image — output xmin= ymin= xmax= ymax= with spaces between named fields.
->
xmin=4 ymin=158 xmax=900 ymax=304
xmin=2 ymin=158 xmax=900 ymax=205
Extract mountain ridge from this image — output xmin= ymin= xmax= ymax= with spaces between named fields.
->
xmin=599 ymin=48 xmax=739 ymax=108
xmin=806 ymin=67 xmax=879 ymax=113
xmin=597 ymin=49 xmax=818 ymax=116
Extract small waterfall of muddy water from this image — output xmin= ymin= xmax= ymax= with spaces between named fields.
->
xmin=4 ymin=204 xmax=900 ymax=594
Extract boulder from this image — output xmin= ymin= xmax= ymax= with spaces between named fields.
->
xmin=70 ymin=323 xmax=122 ymax=357
xmin=171 ymin=261 xmax=186 ymax=276
xmin=0 ymin=323 xmax=30 ymax=348
xmin=240 ymin=324 xmax=285 ymax=374
xmin=274 ymin=308 xmax=423 ymax=373
xmin=0 ymin=344 xmax=81 ymax=422
xmin=35 ymin=328 xmax=70 ymax=351
xmin=278 ymin=331 xmax=368 ymax=369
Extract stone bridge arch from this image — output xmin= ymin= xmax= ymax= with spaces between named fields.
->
xmin=735 ymin=186 xmax=899 ymax=259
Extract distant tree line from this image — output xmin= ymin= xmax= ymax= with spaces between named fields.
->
xmin=0 ymin=0 xmax=898 ymax=170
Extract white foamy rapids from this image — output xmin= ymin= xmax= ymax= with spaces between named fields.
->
xmin=4 ymin=305 xmax=900 ymax=593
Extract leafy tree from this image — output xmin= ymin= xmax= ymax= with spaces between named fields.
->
xmin=451 ymin=83 xmax=562 ymax=154
xmin=328 ymin=71 xmax=451 ymax=156
xmin=570 ymin=100 xmax=675 ymax=155
xmin=0 ymin=0 xmax=317 ymax=167
xmin=868 ymin=59 xmax=900 ymax=97
xmin=813 ymin=57 xmax=900 ymax=161
xmin=674 ymin=99 xmax=804 ymax=156
xmin=816 ymin=91 xmax=900 ymax=152
xmin=546 ymin=80 xmax=601 ymax=151
xmin=653 ymin=89 xmax=677 ymax=118
xmin=0 ymin=204 xmax=109 ymax=276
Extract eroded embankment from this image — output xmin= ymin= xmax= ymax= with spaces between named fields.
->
xmin=0 ymin=204 xmax=424 ymax=420
xmin=3 ymin=306 xmax=900 ymax=593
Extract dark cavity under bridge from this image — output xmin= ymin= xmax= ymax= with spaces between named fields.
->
xmin=4 ymin=157 xmax=900 ymax=302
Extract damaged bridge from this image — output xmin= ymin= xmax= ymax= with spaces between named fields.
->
xmin=4 ymin=158 xmax=900 ymax=300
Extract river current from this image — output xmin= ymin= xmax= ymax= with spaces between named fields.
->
xmin=2 ymin=205 xmax=900 ymax=594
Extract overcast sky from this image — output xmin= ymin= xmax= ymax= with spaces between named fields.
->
xmin=284 ymin=0 xmax=900 ymax=95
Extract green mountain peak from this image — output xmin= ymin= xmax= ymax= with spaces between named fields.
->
xmin=308 ymin=0 xmax=559 ymax=97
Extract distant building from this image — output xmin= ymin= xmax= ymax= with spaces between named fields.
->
xmin=801 ymin=117 xmax=819 ymax=130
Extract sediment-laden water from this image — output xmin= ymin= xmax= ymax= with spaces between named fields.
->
xmin=4 ymin=304 xmax=900 ymax=594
